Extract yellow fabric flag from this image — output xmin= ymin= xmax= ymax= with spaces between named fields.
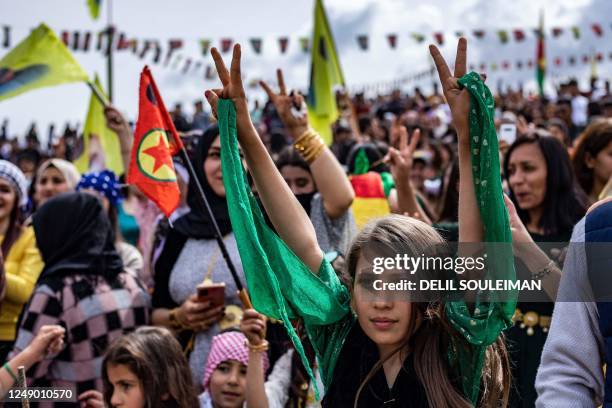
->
xmin=0 ymin=23 xmax=88 ymax=102
xmin=307 ymin=0 xmax=345 ymax=145
xmin=74 ymin=76 xmax=124 ymax=175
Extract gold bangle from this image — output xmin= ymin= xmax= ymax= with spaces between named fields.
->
xmin=293 ymin=128 xmax=326 ymax=164
xmin=244 ymin=339 xmax=269 ymax=353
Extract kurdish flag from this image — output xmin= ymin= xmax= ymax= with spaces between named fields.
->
xmin=0 ymin=24 xmax=88 ymax=102
xmin=349 ymin=149 xmax=392 ymax=229
xmin=536 ymin=10 xmax=546 ymax=97
xmin=74 ymin=76 xmax=124 ymax=175
xmin=127 ymin=67 xmax=183 ymax=217
xmin=350 ymin=172 xmax=391 ymax=229
xmin=307 ymin=0 xmax=345 ymax=145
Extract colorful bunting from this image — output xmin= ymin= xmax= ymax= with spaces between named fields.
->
xmin=497 ymin=30 xmax=509 ymax=44
xmin=592 ymin=23 xmax=603 ymax=37
xmin=72 ymin=31 xmax=81 ymax=50
xmin=82 ymin=31 xmax=92 ymax=51
xmin=357 ymin=35 xmax=368 ymax=50
xmin=299 ymin=37 xmax=309 ymax=53
xmin=411 ymin=33 xmax=425 ymax=43
xmin=571 ymin=26 xmax=581 ymax=39
xmin=552 ymin=27 xmax=563 ymax=38
xmin=61 ymin=31 xmax=69 ymax=46
xmin=3 ymin=25 xmax=10 ymax=48
xmin=473 ymin=30 xmax=485 ymax=39
xmin=152 ymin=41 xmax=161 ymax=64
xmin=164 ymin=39 xmax=183 ymax=65
xmin=250 ymin=38 xmax=262 ymax=54
xmin=433 ymin=32 xmax=444 ymax=45
xmin=221 ymin=38 xmax=233 ymax=53
xmin=279 ymin=37 xmax=289 ymax=54
xmin=182 ymin=58 xmax=192 ymax=74
xmin=199 ymin=39 xmax=211 ymax=56
xmin=513 ymin=29 xmax=525 ymax=42
xmin=387 ymin=34 xmax=397 ymax=49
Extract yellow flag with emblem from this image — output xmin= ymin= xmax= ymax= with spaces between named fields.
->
xmin=307 ymin=0 xmax=345 ymax=145
xmin=0 ymin=23 xmax=88 ymax=102
xmin=74 ymin=76 xmax=124 ymax=175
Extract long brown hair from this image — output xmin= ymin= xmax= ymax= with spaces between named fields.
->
xmin=102 ymin=326 xmax=198 ymax=408
xmin=345 ymin=215 xmax=510 ymax=408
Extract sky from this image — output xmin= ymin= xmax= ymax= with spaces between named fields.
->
xmin=1 ymin=0 xmax=611 ymax=141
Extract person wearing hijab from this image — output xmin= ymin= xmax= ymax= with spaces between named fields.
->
xmin=0 ymin=160 xmax=43 ymax=363
xmin=151 ymin=125 xmax=246 ymax=389
xmin=76 ymin=170 xmax=144 ymax=282
xmin=32 ymin=158 xmax=80 ymax=209
xmin=9 ymin=193 xmax=150 ymax=398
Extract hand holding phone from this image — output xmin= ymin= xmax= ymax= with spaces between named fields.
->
xmin=197 ymin=282 xmax=226 ymax=308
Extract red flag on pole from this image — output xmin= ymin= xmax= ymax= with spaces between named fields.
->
xmin=128 ymin=67 xmax=183 ymax=217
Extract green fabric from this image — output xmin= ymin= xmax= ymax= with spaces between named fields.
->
xmin=444 ymin=72 xmax=516 ymax=404
xmin=219 ymin=69 xmax=516 ymax=403
xmin=218 ymin=99 xmax=351 ymax=398
xmin=353 ymin=147 xmax=369 ymax=175
xmin=380 ymin=171 xmax=395 ymax=198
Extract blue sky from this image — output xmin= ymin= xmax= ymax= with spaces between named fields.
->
xmin=1 ymin=0 xmax=610 ymax=139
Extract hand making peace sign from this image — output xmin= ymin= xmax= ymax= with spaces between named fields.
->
xmin=260 ymin=69 xmax=309 ymax=138
xmin=429 ymin=38 xmax=472 ymax=144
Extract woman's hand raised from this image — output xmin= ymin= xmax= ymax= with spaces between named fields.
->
xmin=205 ymin=44 xmax=248 ymax=119
xmin=429 ymin=38 xmax=470 ymax=143
xmin=260 ymin=69 xmax=309 ymax=139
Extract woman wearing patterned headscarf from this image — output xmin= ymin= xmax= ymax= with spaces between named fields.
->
xmin=0 ymin=160 xmax=43 ymax=363
xmin=77 ymin=169 xmax=144 ymax=282
xmin=199 ymin=331 xmax=269 ymax=408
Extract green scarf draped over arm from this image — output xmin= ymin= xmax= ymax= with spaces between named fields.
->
xmin=218 ymin=99 xmax=352 ymax=398
xmin=443 ymin=72 xmax=517 ymax=404
xmin=218 ymin=70 xmax=516 ymax=404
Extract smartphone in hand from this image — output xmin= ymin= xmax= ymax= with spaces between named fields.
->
xmin=196 ymin=282 xmax=226 ymax=308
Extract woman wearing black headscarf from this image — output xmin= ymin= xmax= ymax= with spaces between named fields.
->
xmin=151 ymin=125 xmax=246 ymax=389
xmin=8 ymin=192 xmax=150 ymax=398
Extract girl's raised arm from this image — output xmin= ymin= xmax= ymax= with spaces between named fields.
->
xmin=205 ymin=45 xmax=323 ymax=272
xmin=429 ymin=39 xmax=484 ymax=243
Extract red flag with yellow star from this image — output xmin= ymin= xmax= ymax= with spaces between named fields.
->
xmin=128 ymin=66 xmax=183 ymax=217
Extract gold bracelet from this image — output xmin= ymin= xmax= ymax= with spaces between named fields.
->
xmin=293 ymin=128 xmax=326 ymax=164
xmin=244 ymin=339 xmax=269 ymax=353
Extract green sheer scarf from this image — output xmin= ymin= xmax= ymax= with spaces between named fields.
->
xmin=443 ymin=72 xmax=516 ymax=404
xmin=218 ymin=99 xmax=350 ymax=398
xmin=218 ymin=69 xmax=516 ymax=404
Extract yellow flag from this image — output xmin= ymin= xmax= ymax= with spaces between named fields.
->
xmin=307 ymin=0 xmax=345 ymax=145
xmin=74 ymin=76 xmax=124 ymax=175
xmin=0 ymin=23 xmax=88 ymax=102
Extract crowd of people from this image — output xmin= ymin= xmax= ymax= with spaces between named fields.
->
xmin=0 ymin=37 xmax=610 ymax=407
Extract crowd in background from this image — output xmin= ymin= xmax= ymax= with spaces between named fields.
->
xmin=0 ymin=44 xmax=611 ymax=408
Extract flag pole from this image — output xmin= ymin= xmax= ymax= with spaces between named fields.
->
xmin=177 ymin=145 xmax=253 ymax=309
xmin=106 ymin=0 xmax=114 ymax=102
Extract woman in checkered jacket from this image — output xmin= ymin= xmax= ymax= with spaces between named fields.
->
xmin=8 ymin=192 xmax=150 ymax=403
